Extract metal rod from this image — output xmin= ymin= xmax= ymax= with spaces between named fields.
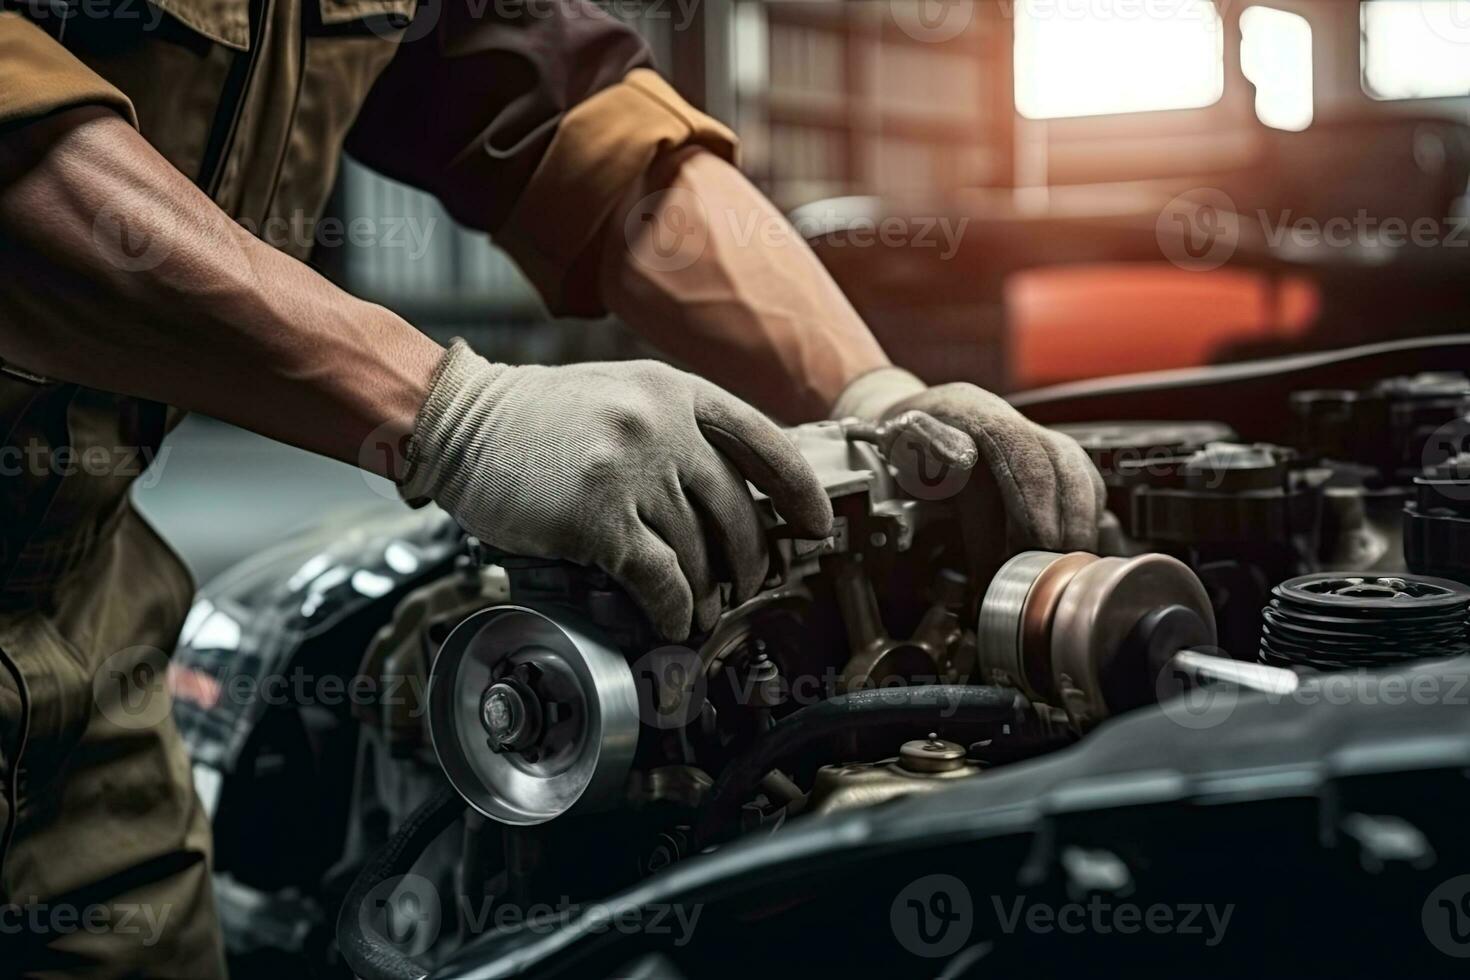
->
xmin=1169 ymin=649 xmax=1300 ymax=696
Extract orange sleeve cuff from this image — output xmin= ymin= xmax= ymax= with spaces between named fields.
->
xmin=495 ymin=68 xmax=738 ymax=317
xmin=0 ymin=13 xmax=139 ymax=130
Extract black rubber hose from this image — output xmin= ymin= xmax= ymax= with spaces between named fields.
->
xmin=691 ymin=684 xmax=1027 ymax=849
xmin=336 ymin=783 xmax=465 ymax=980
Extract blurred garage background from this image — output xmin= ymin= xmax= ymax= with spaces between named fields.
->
xmin=135 ymin=0 xmax=1470 ymax=582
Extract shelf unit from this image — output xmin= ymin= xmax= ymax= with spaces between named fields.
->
xmin=733 ymin=0 xmax=1007 ymax=209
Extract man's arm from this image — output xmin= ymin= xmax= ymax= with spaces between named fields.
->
xmin=600 ymin=147 xmax=889 ymax=423
xmin=598 ymin=145 xmax=1107 ymax=550
xmin=340 ymin=0 xmax=1099 ymax=549
xmin=340 ymin=0 xmax=882 ymax=423
xmin=0 ymin=105 xmax=442 ymax=475
xmin=0 ymin=105 xmax=832 ymax=640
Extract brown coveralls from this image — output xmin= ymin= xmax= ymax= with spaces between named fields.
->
xmin=0 ymin=1 xmax=734 ymax=973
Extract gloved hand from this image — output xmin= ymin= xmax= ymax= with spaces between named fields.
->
xmin=834 ymin=367 xmax=1105 ymax=550
xmin=401 ymin=341 xmax=833 ymax=640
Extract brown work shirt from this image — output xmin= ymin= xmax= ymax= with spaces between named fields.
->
xmin=0 ymin=0 xmax=736 ymax=602
xmin=0 ymin=3 xmax=734 ymax=954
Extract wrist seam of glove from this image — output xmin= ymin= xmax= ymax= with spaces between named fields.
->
xmin=830 ymin=365 xmax=925 ymax=421
xmin=399 ymin=339 xmax=506 ymax=506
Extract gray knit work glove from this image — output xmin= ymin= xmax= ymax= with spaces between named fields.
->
xmin=833 ymin=367 xmax=1105 ymax=551
xmin=402 ymin=342 xmax=834 ymax=641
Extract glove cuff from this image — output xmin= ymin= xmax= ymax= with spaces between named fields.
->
xmin=830 ymin=366 xmax=926 ymax=421
xmin=399 ymin=339 xmax=507 ymax=506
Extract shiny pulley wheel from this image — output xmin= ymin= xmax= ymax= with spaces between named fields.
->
xmin=428 ymin=605 xmax=640 ymax=825
xmin=979 ymin=551 xmax=1218 ymax=729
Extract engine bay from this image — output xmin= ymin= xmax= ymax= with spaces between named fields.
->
xmin=170 ymin=361 xmax=1470 ymax=979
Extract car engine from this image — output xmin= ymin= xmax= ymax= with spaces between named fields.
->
xmin=168 ymin=365 xmax=1470 ymax=978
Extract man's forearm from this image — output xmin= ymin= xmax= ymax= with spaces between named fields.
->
xmin=0 ymin=106 xmax=442 ymax=475
xmin=599 ymin=147 xmax=889 ymax=423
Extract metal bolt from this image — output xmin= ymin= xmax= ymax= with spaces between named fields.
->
xmin=481 ymin=679 xmax=541 ymax=752
xmin=898 ymin=733 xmax=967 ymax=773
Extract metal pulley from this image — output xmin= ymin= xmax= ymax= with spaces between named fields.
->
xmin=1260 ymin=572 xmax=1470 ymax=669
xmin=979 ymin=551 xmax=1297 ymax=729
xmin=427 ymin=605 xmax=640 ymax=825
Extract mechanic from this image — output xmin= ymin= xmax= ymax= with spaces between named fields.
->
xmin=0 ymin=1 xmax=1102 ymax=974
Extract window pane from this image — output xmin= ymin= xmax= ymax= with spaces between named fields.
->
xmin=1014 ymin=0 xmax=1225 ymax=119
xmin=1362 ymin=0 xmax=1470 ymax=100
xmin=1241 ymin=6 xmax=1314 ymax=131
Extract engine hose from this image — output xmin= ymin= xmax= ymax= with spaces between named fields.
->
xmin=336 ymin=783 xmax=465 ymax=980
xmin=691 ymin=684 xmax=1027 ymax=850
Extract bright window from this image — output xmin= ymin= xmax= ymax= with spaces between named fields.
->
xmin=1362 ymin=1 xmax=1470 ymax=100
xmin=1014 ymin=0 xmax=1225 ymax=119
xmin=1241 ymin=6 xmax=1314 ymax=131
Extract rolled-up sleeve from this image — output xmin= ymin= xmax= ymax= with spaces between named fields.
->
xmin=344 ymin=0 xmax=736 ymax=316
xmin=0 ymin=12 xmax=138 ymax=130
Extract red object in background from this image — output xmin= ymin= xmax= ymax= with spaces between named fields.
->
xmin=1006 ymin=263 xmax=1320 ymax=390
xmin=169 ymin=662 xmax=222 ymax=710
